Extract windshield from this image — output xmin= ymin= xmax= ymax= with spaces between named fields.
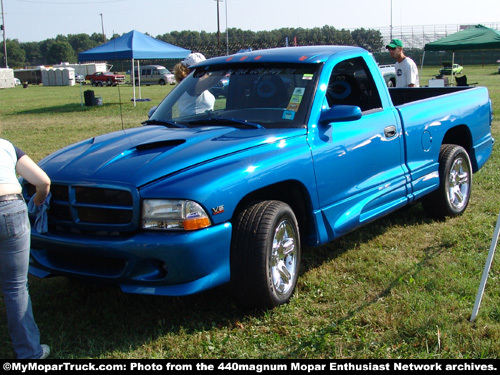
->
xmin=149 ymin=63 xmax=320 ymax=129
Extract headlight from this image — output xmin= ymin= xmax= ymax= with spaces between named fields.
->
xmin=142 ymin=199 xmax=211 ymax=231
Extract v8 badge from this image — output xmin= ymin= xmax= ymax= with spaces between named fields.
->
xmin=212 ymin=205 xmax=225 ymax=215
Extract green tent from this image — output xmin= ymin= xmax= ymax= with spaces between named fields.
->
xmin=423 ymin=25 xmax=500 ymax=85
xmin=424 ymin=24 xmax=500 ymax=51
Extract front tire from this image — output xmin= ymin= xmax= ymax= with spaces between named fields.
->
xmin=422 ymin=144 xmax=472 ymax=218
xmin=230 ymin=201 xmax=301 ymax=309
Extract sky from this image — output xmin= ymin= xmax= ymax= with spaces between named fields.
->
xmin=1 ymin=0 xmax=499 ymax=43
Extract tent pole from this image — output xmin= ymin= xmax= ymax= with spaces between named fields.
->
xmin=470 ymin=208 xmax=500 ymax=322
xmin=132 ymin=58 xmax=136 ymax=106
xmin=138 ymin=60 xmax=142 ymax=100
xmin=451 ymin=51 xmax=455 ymax=86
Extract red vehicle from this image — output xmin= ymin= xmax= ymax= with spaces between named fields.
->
xmin=85 ymin=71 xmax=126 ymax=87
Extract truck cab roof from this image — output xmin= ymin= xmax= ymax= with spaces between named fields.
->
xmin=194 ymin=46 xmax=367 ymax=67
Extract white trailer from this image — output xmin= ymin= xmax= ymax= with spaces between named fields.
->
xmin=0 ymin=68 xmax=15 ymax=89
xmin=53 ymin=62 xmax=109 ymax=77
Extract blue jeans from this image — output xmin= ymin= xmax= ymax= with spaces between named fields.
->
xmin=0 ymin=199 xmax=43 ymax=359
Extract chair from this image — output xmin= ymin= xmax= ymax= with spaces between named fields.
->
xmin=455 ymin=75 xmax=477 ymax=87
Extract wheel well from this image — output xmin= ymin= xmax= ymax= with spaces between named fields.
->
xmin=441 ymin=125 xmax=477 ymax=171
xmin=233 ymin=181 xmax=315 ymax=244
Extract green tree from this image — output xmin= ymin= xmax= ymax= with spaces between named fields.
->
xmin=67 ymin=33 xmax=99 ymax=55
xmin=20 ymin=42 xmax=43 ymax=66
xmin=46 ymin=40 xmax=76 ymax=64
xmin=0 ymin=39 xmax=26 ymax=68
xmin=351 ymin=28 xmax=384 ymax=52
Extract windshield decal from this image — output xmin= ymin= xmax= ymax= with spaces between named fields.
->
xmin=287 ymin=87 xmax=305 ymax=112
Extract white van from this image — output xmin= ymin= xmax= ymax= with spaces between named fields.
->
xmin=132 ymin=65 xmax=175 ymax=86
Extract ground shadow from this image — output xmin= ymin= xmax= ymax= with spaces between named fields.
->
xmin=9 ymin=103 xmax=113 ymax=115
xmin=0 ymin=202 xmax=437 ymax=359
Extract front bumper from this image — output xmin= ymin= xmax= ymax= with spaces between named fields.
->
xmin=29 ymin=222 xmax=232 ymax=296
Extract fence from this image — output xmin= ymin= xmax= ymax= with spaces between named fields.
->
xmin=111 ymin=22 xmax=500 ymax=69
xmin=374 ymin=22 xmax=500 ymax=66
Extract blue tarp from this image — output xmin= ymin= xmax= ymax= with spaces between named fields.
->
xmin=78 ymin=30 xmax=190 ymax=61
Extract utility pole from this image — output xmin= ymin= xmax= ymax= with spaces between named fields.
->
xmin=1 ymin=0 xmax=7 ymax=68
xmin=100 ymin=13 xmax=106 ymax=43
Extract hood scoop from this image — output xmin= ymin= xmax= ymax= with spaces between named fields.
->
xmin=104 ymin=139 xmax=186 ymax=167
xmin=136 ymin=139 xmax=186 ymax=151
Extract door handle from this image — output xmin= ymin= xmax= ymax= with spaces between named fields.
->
xmin=384 ymin=125 xmax=397 ymax=138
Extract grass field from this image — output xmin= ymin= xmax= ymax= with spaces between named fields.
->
xmin=0 ymin=65 xmax=499 ymax=359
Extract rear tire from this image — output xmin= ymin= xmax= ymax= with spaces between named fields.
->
xmin=230 ymin=201 xmax=301 ymax=309
xmin=422 ymin=144 xmax=472 ymax=218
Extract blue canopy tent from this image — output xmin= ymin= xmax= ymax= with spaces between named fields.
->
xmin=78 ymin=30 xmax=190 ymax=104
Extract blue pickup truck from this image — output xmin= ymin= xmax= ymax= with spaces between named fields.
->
xmin=24 ymin=46 xmax=493 ymax=309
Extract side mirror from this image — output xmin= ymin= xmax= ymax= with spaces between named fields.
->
xmin=319 ymin=105 xmax=362 ymax=125
xmin=148 ymin=106 xmax=158 ymax=118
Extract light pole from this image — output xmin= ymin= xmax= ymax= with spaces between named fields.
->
xmin=390 ymin=0 xmax=393 ymax=40
xmin=225 ymin=0 xmax=228 ymax=55
xmin=215 ymin=0 xmax=221 ymax=48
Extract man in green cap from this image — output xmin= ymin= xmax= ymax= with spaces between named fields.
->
xmin=386 ymin=38 xmax=419 ymax=87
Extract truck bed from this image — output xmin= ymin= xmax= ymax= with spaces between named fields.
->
xmin=388 ymin=86 xmax=472 ymax=106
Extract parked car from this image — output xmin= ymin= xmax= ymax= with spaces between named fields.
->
xmin=13 ymin=77 xmax=21 ymax=86
xmin=85 ymin=71 xmax=126 ymax=86
xmin=439 ymin=62 xmax=463 ymax=75
xmin=209 ymin=74 xmax=230 ymax=97
xmin=132 ymin=65 xmax=175 ymax=86
xmin=378 ymin=64 xmax=396 ymax=87
xmin=75 ymin=74 xmax=85 ymax=84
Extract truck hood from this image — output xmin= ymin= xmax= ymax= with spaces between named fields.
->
xmin=39 ymin=125 xmax=306 ymax=187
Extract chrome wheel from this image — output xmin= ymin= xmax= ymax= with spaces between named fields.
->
xmin=447 ymin=156 xmax=470 ymax=210
xmin=271 ymin=219 xmax=298 ymax=297
xmin=230 ymin=200 xmax=301 ymax=309
xmin=422 ymin=144 xmax=472 ymax=218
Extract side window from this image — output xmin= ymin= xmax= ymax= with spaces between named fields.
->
xmin=326 ymin=57 xmax=382 ymax=112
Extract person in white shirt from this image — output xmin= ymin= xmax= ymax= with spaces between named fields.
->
xmin=0 ymin=137 xmax=51 ymax=359
xmin=386 ymin=39 xmax=420 ymax=88
xmin=173 ymin=52 xmax=215 ymax=116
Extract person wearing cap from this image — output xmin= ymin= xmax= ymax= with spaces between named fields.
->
xmin=386 ymin=39 xmax=419 ymax=88
xmin=173 ymin=52 xmax=215 ymax=116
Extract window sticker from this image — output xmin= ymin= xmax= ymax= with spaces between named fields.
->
xmin=287 ymin=95 xmax=303 ymax=111
xmin=302 ymin=74 xmax=314 ymax=80
xmin=282 ymin=110 xmax=296 ymax=120
xmin=287 ymin=87 xmax=305 ymax=112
